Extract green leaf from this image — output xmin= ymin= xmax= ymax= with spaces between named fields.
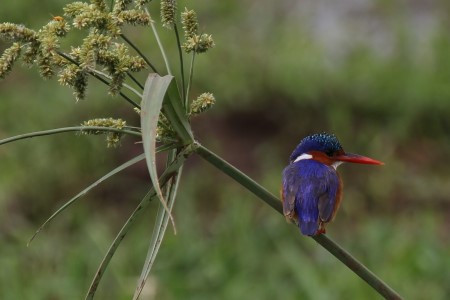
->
xmin=133 ymin=166 xmax=183 ymax=300
xmin=27 ymin=153 xmax=147 ymax=246
xmin=86 ymin=144 xmax=196 ymax=300
xmin=141 ymin=73 xmax=177 ymax=232
xmin=131 ymin=145 xmax=199 ymax=300
xmin=85 ymin=190 xmax=156 ymax=300
xmin=162 ymin=79 xmax=194 ymax=144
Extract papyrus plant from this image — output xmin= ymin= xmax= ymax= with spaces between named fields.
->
xmin=0 ymin=0 xmax=402 ymax=299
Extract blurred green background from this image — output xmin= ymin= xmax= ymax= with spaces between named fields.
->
xmin=1 ymin=0 xmax=450 ymax=299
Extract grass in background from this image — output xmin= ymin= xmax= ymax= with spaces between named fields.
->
xmin=2 ymin=169 xmax=449 ymax=299
xmin=1 ymin=0 xmax=450 ymax=299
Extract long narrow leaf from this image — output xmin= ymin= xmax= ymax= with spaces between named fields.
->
xmin=133 ymin=166 xmax=183 ymax=300
xmin=85 ymin=190 xmax=155 ymax=300
xmin=86 ymin=145 xmax=196 ymax=300
xmin=162 ymin=79 xmax=194 ymax=144
xmin=27 ymin=153 xmax=146 ymax=246
xmin=28 ymin=143 xmax=175 ymax=246
xmin=141 ymin=74 xmax=177 ymax=232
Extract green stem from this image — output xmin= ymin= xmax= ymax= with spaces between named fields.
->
xmin=173 ymin=24 xmax=186 ymax=104
xmin=185 ymin=52 xmax=196 ymax=110
xmin=89 ymin=68 xmax=143 ymax=97
xmin=194 ymin=142 xmax=403 ymax=300
xmin=126 ymin=71 xmax=144 ymax=90
xmin=120 ymin=33 xmax=159 ymax=73
xmin=312 ymin=234 xmax=402 ymax=299
xmin=0 ymin=126 xmax=142 ymax=146
xmin=146 ymin=9 xmax=172 ymax=75
xmin=195 ymin=142 xmax=281 ymax=211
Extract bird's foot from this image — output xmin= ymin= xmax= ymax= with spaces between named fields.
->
xmin=315 ymin=223 xmax=326 ymax=235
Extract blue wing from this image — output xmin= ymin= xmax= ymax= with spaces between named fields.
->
xmin=282 ymin=160 xmax=339 ymax=235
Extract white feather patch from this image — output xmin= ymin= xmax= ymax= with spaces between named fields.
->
xmin=293 ymin=153 xmax=313 ymax=163
xmin=332 ymin=161 xmax=343 ymax=169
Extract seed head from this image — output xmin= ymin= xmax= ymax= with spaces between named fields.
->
xmin=161 ymin=0 xmax=176 ymax=28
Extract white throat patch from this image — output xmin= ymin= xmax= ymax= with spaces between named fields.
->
xmin=332 ymin=161 xmax=343 ymax=169
xmin=293 ymin=153 xmax=313 ymax=163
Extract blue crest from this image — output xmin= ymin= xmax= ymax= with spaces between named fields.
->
xmin=290 ymin=133 xmax=343 ymax=162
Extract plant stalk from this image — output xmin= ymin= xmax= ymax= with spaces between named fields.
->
xmin=173 ymin=24 xmax=186 ymax=103
xmin=194 ymin=142 xmax=403 ymax=300
xmin=146 ymin=8 xmax=172 ymax=75
xmin=185 ymin=52 xmax=196 ymax=110
xmin=120 ymin=33 xmax=159 ymax=73
xmin=0 ymin=126 xmax=142 ymax=146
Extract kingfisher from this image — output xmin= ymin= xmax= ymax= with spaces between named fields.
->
xmin=281 ymin=133 xmax=383 ymax=236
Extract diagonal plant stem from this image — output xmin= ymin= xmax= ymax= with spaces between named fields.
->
xmin=185 ymin=52 xmax=196 ymax=109
xmin=194 ymin=142 xmax=403 ymax=300
xmin=145 ymin=8 xmax=172 ymax=75
xmin=89 ymin=68 xmax=143 ymax=98
xmin=173 ymin=24 xmax=186 ymax=103
xmin=126 ymin=71 xmax=144 ymax=90
xmin=120 ymin=33 xmax=159 ymax=73
xmin=194 ymin=142 xmax=281 ymax=211
xmin=0 ymin=126 xmax=142 ymax=146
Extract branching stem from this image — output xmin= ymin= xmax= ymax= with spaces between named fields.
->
xmin=89 ymin=68 xmax=143 ymax=97
xmin=120 ymin=33 xmax=159 ymax=73
xmin=56 ymin=51 xmax=141 ymax=109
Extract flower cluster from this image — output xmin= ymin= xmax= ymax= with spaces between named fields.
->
xmin=81 ymin=117 xmax=127 ymax=147
xmin=0 ymin=42 xmax=21 ymax=79
xmin=189 ymin=92 xmax=216 ymax=117
xmin=183 ymin=34 xmax=215 ymax=54
xmin=161 ymin=0 xmax=177 ymax=28
xmin=181 ymin=8 xmax=215 ymax=54
xmin=0 ymin=20 xmax=69 ymax=79
xmin=133 ymin=108 xmax=176 ymax=142
xmin=181 ymin=8 xmax=198 ymax=38
xmin=0 ymin=0 xmax=150 ymax=100
xmin=156 ymin=114 xmax=178 ymax=141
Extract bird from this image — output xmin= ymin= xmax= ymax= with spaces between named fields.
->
xmin=281 ymin=133 xmax=383 ymax=236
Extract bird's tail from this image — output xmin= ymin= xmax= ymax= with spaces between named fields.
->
xmin=299 ymin=220 xmax=319 ymax=236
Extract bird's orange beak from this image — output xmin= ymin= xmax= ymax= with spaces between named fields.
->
xmin=334 ymin=153 xmax=384 ymax=165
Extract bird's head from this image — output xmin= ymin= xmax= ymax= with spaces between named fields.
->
xmin=289 ymin=133 xmax=384 ymax=168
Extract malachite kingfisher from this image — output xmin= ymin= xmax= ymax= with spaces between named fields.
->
xmin=281 ymin=133 xmax=383 ymax=236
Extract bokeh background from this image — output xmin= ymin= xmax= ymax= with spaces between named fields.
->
xmin=1 ymin=0 xmax=450 ymax=299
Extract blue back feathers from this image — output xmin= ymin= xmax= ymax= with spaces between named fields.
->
xmin=290 ymin=133 xmax=343 ymax=162
xmin=282 ymin=159 xmax=340 ymax=236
